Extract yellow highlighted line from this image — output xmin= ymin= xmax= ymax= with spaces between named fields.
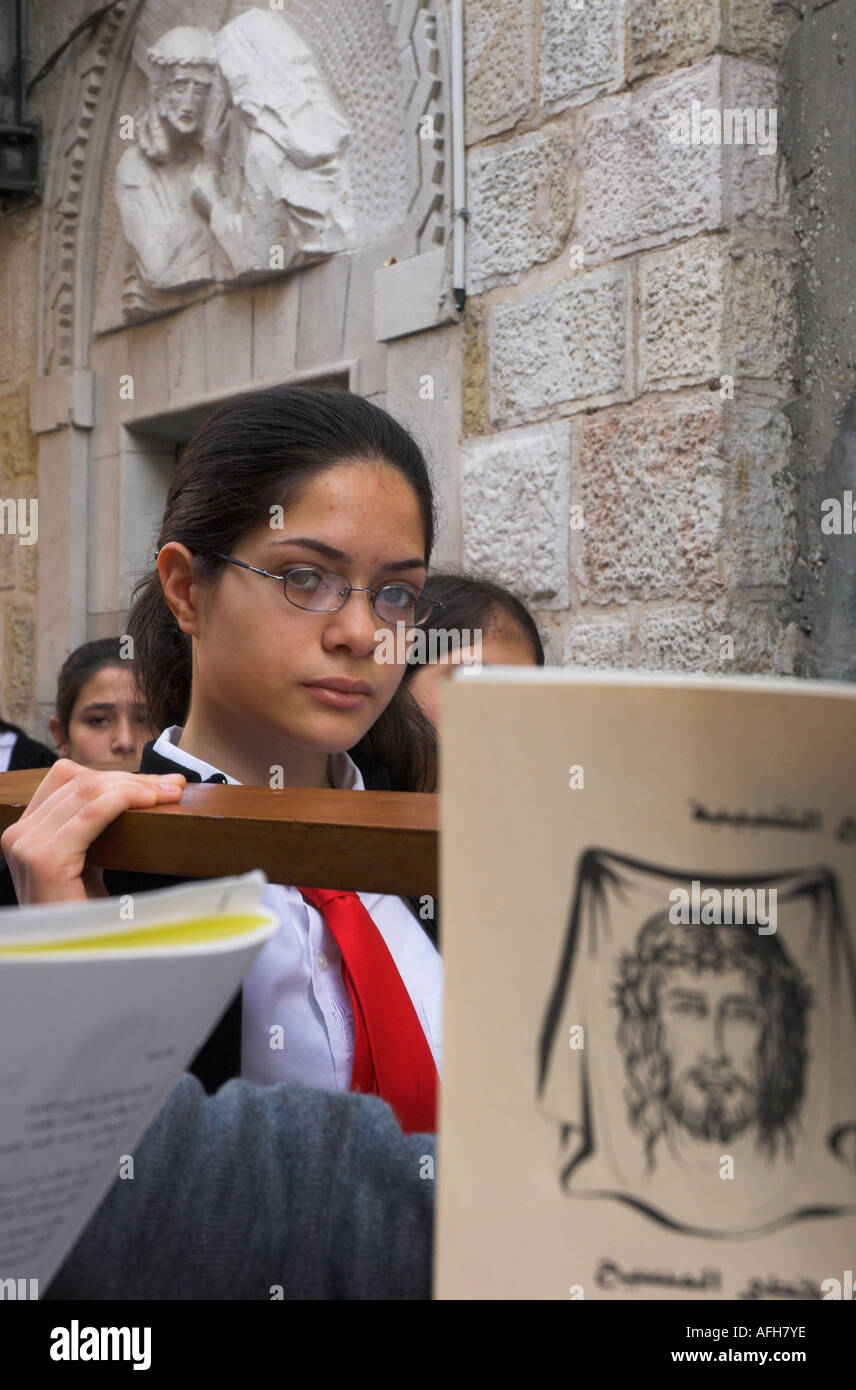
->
xmin=0 ymin=912 xmax=272 ymax=956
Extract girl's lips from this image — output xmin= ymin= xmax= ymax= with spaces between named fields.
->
xmin=303 ymin=684 xmax=371 ymax=711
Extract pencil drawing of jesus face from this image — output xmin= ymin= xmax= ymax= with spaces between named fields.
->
xmin=660 ymin=966 xmax=763 ymax=1143
xmin=614 ymin=913 xmax=810 ymax=1169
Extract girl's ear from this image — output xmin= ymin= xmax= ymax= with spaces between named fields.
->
xmin=157 ymin=543 xmax=201 ymax=637
xmin=48 ymin=715 xmax=69 ymax=756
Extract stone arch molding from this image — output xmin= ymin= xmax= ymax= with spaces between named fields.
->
xmin=40 ymin=0 xmax=451 ymax=370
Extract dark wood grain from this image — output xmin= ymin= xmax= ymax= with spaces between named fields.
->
xmin=0 ymin=770 xmax=439 ymax=897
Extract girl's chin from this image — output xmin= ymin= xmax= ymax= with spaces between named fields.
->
xmin=294 ymin=711 xmax=375 ymax=755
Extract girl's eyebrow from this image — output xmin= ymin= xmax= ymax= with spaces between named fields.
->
xmin=79 ymin=702 xmax=148 ymax=715
xmin=268 ymin=537 xmax=426 ymax=572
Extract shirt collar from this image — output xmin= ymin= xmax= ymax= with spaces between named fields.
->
xmin=154 ymin=726 xmax=365 ymax=791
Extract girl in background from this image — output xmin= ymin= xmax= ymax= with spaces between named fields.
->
xmin=354 ymin=571 xmax=544 ymax=793
xmin=50 ymin=637 xmax=154 ymax=772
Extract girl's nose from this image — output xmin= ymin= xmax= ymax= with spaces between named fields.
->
xmin=322 ymin=589 xmax=381 ymax=656
xmin=111 ymin=719 xmax=136 ymax=753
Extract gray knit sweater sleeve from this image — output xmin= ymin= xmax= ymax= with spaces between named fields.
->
xmin=45 ymin=1074 xmax=435 ymax=1300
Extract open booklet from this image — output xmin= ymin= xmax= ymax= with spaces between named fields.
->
xmin=436 ymin=672 xmax=856 ymax=1300
xmin=0 ymin=872 xmax=277 ymax=1297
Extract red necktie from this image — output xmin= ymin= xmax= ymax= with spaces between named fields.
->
xmin=298 ymin=886 xmax=437 ymax=1134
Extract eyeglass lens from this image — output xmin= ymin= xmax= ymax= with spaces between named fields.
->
xmin=283 ymin=569 xmax=431 ymax=625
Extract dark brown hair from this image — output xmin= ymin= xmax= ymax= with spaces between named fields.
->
xmin=54 ymin=637 xmax=127 ymax=735
xmin=407 ymin=572 xmax=545 ymax=667
xmin=353 ymin=570 xmax=545 ymax=791
xmin=127 ymin=385 xmax=435 ymax=733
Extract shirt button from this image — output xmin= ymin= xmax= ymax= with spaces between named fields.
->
xmin=315 ymin=952 xmax=329 ymax=972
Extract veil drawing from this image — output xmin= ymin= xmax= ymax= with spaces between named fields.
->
xmin=537 ymin=850 xmax=856 ymax=1237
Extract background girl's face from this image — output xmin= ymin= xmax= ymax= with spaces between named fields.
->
xmin=51 ymin=664 xmax=153 ymax=771
xmin=407 ymin=623 xmax=538 ymax=730
xmin=192 ymin=460 xmax=428 ymax=756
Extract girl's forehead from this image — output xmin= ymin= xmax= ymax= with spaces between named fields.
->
xmin=74 ymin=665 xmax=136 ymax=705
xmin=297 ymin=460 xmax=420 ymax=506
xmin=247 ymin=462 xmax=426 ymax=551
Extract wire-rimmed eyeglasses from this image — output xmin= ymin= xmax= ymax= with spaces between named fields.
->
xmin=210 ymin=553 xmax=445 ymax=628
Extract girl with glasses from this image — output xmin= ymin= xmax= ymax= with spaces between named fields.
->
xmin=1 ymin=386 xmax=442 ymax=1132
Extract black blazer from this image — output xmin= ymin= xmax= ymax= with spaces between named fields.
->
xmin=0 ymin=724 xmax=57 ymax=908
xmin=0 ymin=720 xmax=56 ymax=770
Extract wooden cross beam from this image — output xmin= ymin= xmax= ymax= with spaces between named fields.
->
xmin=0 ymin=770 xmax=439 ymax=898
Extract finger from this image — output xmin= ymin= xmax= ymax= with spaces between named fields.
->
xmin=16 ymin=774 xmax=182 ymax=848
xmin=20 ymin=758 xmax=86 ymax=815
xmin=5 ymin=779 xmax=186 ymax=900
xmin=45 ymin=780 xmax=184 ymax=852
xmin=18 ymin=767 xmax=185 ymax=828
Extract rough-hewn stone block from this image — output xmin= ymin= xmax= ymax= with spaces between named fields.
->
xmin=0 ymin=539 xmax=16 ymax=590
xmin=629 ymin=1 xmax=794 ymax=80
xmin=638 ymin=603 xmax=725 ymax=671
xmin=541 ymin=0 xmax=624 ymax=112
xmin=629 ymin=0 xmax=721 ymax=82
xmin=564 ymin=615 xmax=633 ymax=667
xmin=577 ymin=60 xmax=725 ymax=261
xmin=462 ymin=420 xmax=571 ymax=609
xmin=462 ymin=300 xmax=488 ymax=438
xmin=467 ymin=126 xmax=574 ymax=294
xmin=723 ymin=603 xmax=801 ymax=675
xmin=724 ymin=0 xmax=796 ymax=63
xmin=465 ymin=0 xmax=535 ymax=141
xmin=6 ymin=608 xmax=34 ymax=719
xmin=639 ymin=237 xmax=727 ymax=390
xmin=0 ymin=210 xmax=40 ymax=387
xmin=19 ymin=543 xmax=37 ymax=594
xmin=725 ymin=404 xmax=794 ymax=587
xmin=724 ymin=61 xmax=789 ymax=235
xmin=639 ymin=239 xmax=794 ymax=391
xmin=489 ymin=266 xmax=631 ymax=426
xmin=0 ymin=391 xmax=37 ymax=484
xmin=574 ymin=395 xmax=727 ymax=603
xmin=730 ymin=251 xmax=795 ymax=383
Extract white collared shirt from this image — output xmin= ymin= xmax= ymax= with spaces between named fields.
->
xmin=152 ymin=727 xmax=443 ymax=1091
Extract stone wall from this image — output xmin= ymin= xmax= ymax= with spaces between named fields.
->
xmin=461 ymin=0 xmax=803 ymax=671
xmin=1 ymin=0 xmax=851 ymax=740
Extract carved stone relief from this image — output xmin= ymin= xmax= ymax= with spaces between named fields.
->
xmin=112 ymin=12 xmax=353 ymax=317
xmin=41 ymin=0 xmax=451 ymax=358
